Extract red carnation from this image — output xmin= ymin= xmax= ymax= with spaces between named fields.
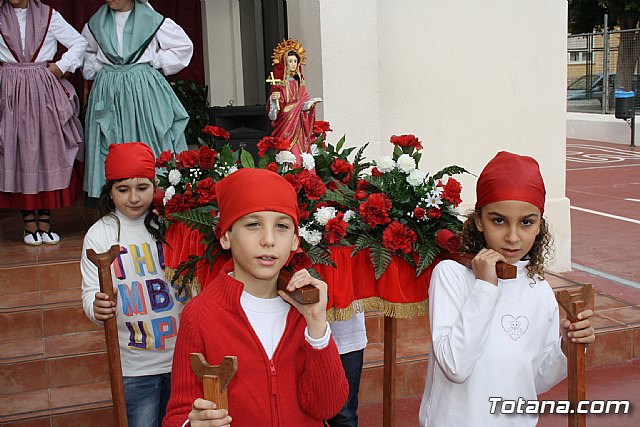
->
xmin=266 ymin=162 xmax=278 ymax=173
xmin=371 ymin=167 xmax=382 ymax=177
xmin=390 ymin=134 xmax=422 ymax=150
xmin=331 ymin=158 xmax=354 ymax=182
xmin=435 ymin=229 xmax=461 ymax=253
xmin=257 ymin=136 xmax=290 ymax=157
xmin=165 ymin=193 xmax=195 ymax=216
xmin=355 ymin=190 xmax=368 ymax=201
xmin=427 ymin=208 xmax=441 ymax=219
xmin=288 ymin=248 xmax=313 ymax=272
xmin=195 ymin=177 xmax=217 ymax=205
xmin=156 ymin=150 xmax=173 ymax=168
xmin=327 ymin=180 xmax=338 ymax=191
xmin=175 ymin=150 xmax=199 ymax=169
xmin=324 ymin=212 xmax=348 ymax=245
xmin=152 ymin=188 xmax=165 ymax=213
xmin=202 ymin=125 xmax=230 ymax=140
xmin=443 ymin=178 xmax=462 ymax=207
xmin=382 ymin=221 xmax=417 ymax=254
xmin=198 ymin=146 xmax=217 ymax=170
xmin=285 ymin=174 xmax=302 ymax=193
xmin=297 ymin=170 xmax=326 ymax=200
xmin=357 ymin=179 xmax=369 ymax=191
xmin=299 ymin=202 xmax=310 ymax=221
xmin=313 ymin=120 xmax=332 ymax=136
xmin=359 ymin=193 xmax=392 ymax=228
xmin=413 ymin=207 xmax=425 ymax=220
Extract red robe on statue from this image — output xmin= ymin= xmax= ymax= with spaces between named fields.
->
xmin=270 ymin=77 xmax=316 ymax=165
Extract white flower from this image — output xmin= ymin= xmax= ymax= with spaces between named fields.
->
xmin=313 ymin=206 xmax=337 ymax=226
xmin=432 ymin=185 xmax=444 ymax=197
xmin=396 ymin=154 xmax=416 ymax=173
xmin=300 ymin=152 xmax=315 ymax=170
xmin=423 ymin=192 xmax=443 ymax=208
xmin=163 ymin=186 xmax=176 ymax=205
xmin=300 ymin=226 xmax=323 ymax=246
xmin=376 ymin=156 xmax=396 ymax=173
xmin=311 ymin=144 xmax=320 ymax=156
xmin=406 ymin=169 xmax=426 ymax=186
xmin=343 ymin=210 xmax=356 ymax=223
xmin=168 ymin=169 xmax=182 ymax=186
xmin=275 ymin=150 xmax=297 ymax=165
xmin=226 ymin=166 xmax=238 ymax=175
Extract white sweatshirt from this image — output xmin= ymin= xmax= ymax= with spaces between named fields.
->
xmin=419 ymin=260 xmax=567 ymax=427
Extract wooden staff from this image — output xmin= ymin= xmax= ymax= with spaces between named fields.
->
xmin=441 ymin=251 xmax=517 ymax=279
xmin=555 ymin=284 xmax=594 ymax=427
xmin=86 ymin=245 xmax=128 ymax=427
xmin=277 ymin=268 xmax=319 ymax=304
xmin=190 ymin=353 xmax=238 ymax=410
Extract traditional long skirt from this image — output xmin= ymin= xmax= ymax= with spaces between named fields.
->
xmin=83 ymin=63 xmax=189 ymax=198
xmin=0 ymin=62 xmax=83 ymax=209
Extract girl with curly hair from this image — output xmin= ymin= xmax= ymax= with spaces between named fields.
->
xmin=419 ymin=151 xmax=595 ymax=427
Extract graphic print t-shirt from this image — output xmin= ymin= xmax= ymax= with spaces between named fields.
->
xmin=81 ymin=211 xmax=189 ymax=376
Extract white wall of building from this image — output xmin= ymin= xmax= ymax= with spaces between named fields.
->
xmin=291 ymin=0 xmax=571 ymax=271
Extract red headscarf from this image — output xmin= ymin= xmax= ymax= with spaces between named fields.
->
xmin=475 ymin=151 xmax=546 ymax=214
xmin=215 ymin=168 xmax=300 ymax=237
xmin=105 ymin=143 xmax=156 ymax=180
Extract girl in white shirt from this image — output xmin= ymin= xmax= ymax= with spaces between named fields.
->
xmin=81 ymin=142 xmax=189 ymax=427
xmin=419 ymin=151 xmax=595 ymax=427
xmin=0 ymin=0 xmax=86 ymax=245
xmin=81 ymin=0 xmax=193 ymax=200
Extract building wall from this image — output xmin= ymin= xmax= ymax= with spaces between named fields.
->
xmin=290 ymin=0 xmax=571 ymax=271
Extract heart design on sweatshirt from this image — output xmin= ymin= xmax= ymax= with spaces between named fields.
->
xmin=501 ymin=314 xmax=529 ymax=341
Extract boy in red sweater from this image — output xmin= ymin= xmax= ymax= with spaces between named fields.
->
xmin=163 ymin=168 xmax=348 ymax=427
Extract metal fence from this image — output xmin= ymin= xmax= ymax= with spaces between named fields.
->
xmin=567 ymin=28 xmax=640 ymax=114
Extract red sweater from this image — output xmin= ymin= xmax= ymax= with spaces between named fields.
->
xmin=163 ymin=263 xmax=349 ymax=427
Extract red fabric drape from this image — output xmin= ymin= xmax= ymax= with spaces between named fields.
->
xmin=46 ymin=0 xmax=204 ymax=83
xmin=164 ymin=224 xmax=437 ymax=318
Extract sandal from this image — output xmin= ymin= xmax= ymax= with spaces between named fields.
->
xmin=37 ymin=209 xmax=61 ymax=245
xmin=22 ymin=210 xmax=42 ymax=246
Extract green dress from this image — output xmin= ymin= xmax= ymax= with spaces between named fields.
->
xmin=84 ymin=1 xmax=189 ymax=198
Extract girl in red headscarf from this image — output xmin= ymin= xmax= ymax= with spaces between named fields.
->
xmin=81 ymin=142 xmax=190 ymax=427
xmin=419 ymin=152 xmax=595 ymax=427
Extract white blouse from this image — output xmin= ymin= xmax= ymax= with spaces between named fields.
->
xmin=81 ymin=9 xmax=193 ymax=80
xmin=0 ymin=8 xmax=86 ymax=74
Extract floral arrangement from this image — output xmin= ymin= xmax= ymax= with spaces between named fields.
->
xmin=155 ymin=123 xmax=467 ymax=285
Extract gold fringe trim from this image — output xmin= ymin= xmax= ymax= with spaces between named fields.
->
xmin=165 ymin=267 xmax=202 ymax=295
xmin=327 ymin=297 xmax=428 ymax=322
xmin=166 ymin=267 xmax=427 ymax=321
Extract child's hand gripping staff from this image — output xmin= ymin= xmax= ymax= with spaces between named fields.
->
xmin=190 ymin=354 xmax=238 ymax=411
xmin=278 ymin=269 xmax=329 ymax=339
xmin=556 ymin=284 xmax=595 ymax=427
xmin=277 ymin=268 xmax=320 ymax=304
xmin=86 ymin=244 xmax=128 ymax=427
xmin=441 ymin=251 xmax=517 ymax=280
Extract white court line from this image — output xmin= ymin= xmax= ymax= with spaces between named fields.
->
xmin=570 ymin=206 xmax=640 ymax=224
xmin=572 ymin=263 xmax=640 ymax=290
xmin=566 ymin=163 xmax=640 ymax=171
xmin=625 ymin=198 xmax=640 ymax=203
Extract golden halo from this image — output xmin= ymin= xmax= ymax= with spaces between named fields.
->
xmin=272 ymin=39 xmax=306 ymax=66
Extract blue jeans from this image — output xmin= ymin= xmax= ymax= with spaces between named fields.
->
xmin=325 ymin=349 xmax=364 ymax=427
xmin=123 ymin=373 xmax=171 ymax=427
